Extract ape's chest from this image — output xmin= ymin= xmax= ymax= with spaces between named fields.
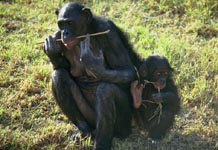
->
xmin=64 ymin=46 xmax=85 ymax=77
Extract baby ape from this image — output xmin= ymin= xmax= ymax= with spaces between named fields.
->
xmin=131 ymin=55 xmax=180 ymax=140
xmin=43 ymin=2 xmax=140 ymax=150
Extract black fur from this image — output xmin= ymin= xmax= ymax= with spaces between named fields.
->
xmin=135 ymin=55 xmax=180 ymax=140
xmin=44 ymin=2 xmax=141 ymax=150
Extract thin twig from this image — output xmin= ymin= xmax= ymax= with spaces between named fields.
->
xmin=143 ymin=80 xmax=155 ymax=87
xmin=134 ymin=66 xmax=140 ymax=83
xmin=76 ymin=30 xmax=110 ymax=39
xmin=156 ymin=88 xmax=162 ymax=124
xmin=157 ymin=102 xmax=162 ymax=124
xmin=37 ymin=30 xmax=110 ymax=44
xmin=141 ymin=103 xmax=147 ymax=110
xmin=142 ymin=100 xmax=156 ymax=104
xmin=146 ymin=87 xmax=163 ymax=124
xmin=148 ymin=105 xmax=161 ymax=121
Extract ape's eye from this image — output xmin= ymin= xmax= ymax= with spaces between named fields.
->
xmin=156 ymin=72 xmax=161 ymax=76
xmin=67 ymin=21 xmax=74 ymax=26
xmin=65 ymin=21 xmax=75 ymax=27
xmin=142 ymin=70 xmax=146 ymax=76
xmin=58 ymin=22 xmax=65 ymax=29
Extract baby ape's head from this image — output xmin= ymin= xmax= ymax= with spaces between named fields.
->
xmin=139 ymin=55 xmax=173 ymax=90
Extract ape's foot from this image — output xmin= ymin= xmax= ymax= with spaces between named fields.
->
xmin=69 ymin=129 xmax=94 ymax=143
xmin=147 ymin=137 xmax=161 ymax=144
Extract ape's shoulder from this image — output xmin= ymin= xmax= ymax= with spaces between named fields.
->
xmin=92 ymin=15 xmax=117 ymax=32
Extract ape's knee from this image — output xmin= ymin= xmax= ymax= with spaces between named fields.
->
xmin=148 ymin=110 xmax=175 ymax=140
xmin=96 ymin=83 xmax=117 ymax=117
xmin=51 ymin=69 xmax=71 ymax=87
xmin=96 ymin=83 xmax=117 ymax=99
xmin=96 ymin=83 xmax=118 ymax=110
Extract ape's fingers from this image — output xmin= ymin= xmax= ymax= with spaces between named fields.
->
xmin=44 ymin=36 xmax=54 ymax=53
xmin=80 ymin=39 xmax=86 ymax=60
xmin=84 ymin=34 xmax=92 ymax=56
xmin=80 ymin=34 xmax=92 ymax=61
xmin=80 ymin=40 xmax=85 ymax=51
xmin=43 ymin=38 xmax=48 ymax=54
xmin=131 ymin=80 xmax=139 ymax=88
xmin=98 ymin=50 xmax=104 ymax=60
xmin=84 ymin=34 xmax=90 ymax=50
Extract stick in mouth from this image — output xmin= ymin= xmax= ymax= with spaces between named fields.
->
xmin=37 ymin=30 xmax=110 ymax=44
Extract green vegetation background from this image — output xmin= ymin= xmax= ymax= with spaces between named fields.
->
xmin=0 ymin=0 xmax=217 ymax=149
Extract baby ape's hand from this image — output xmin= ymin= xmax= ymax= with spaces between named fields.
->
xmin=152 ymin=93 xmax=164 ymax=103
xmin=131 ymin=80 xmax=144 ymax=109
xmin=44 ymin=35 xmax=61 ymax=57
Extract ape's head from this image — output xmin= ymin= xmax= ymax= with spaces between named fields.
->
xmin=56 ymin=2 xmax=92 ymax=49
xmin=139 ymin=55 xmax=173 ymax=90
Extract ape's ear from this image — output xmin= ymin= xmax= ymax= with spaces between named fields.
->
xmin=82 ymin=7 xmax=93 ymax=24
xmin=165 ymin=58 xmax=174 ymax=72
xmin=55 ymin=9 xmax=59 ymax=16
xmin=139 ymin=61 xmax=147 ymax=78
xmin=169 ymin=66 xmax=174 ymax=72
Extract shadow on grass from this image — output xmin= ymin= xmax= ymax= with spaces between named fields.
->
xmin=0 ymin=111 xmax=11 ymax=127
xmin=0 ymin=128 xmax=217 ymax=150
xmin=113 ymin=130 xmax=217 ymax=150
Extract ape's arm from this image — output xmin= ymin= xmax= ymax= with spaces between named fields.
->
xmin=80 ymin=26 xmax=138 ymax=84
xmin=44 ymin=31 xmax=70 ymax=70
xmin=152 ymin=84 xmax=180 ymax=113
xmin=99 ymin=68 xmax=136 ymax=83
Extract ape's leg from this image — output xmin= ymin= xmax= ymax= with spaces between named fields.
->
xmin=51 ymin=69 xmax=96 ymax=136
xmin=95 ymin=83 xmax=132 ymax=150
xmin=113 ymin=89 xmax=132 ymax=139
xmin=147 ymin=110 xmax=175 ymax=140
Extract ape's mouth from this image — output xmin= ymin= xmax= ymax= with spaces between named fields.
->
xmin=154 ymin=82 xmax=166 ymax=91
xmin=63 ymin=38 xmax=80 ymax=49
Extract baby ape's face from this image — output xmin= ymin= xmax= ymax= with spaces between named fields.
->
xmin=139 ymin=55 xmax=173 ymax=90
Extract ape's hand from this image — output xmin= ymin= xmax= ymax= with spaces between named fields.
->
xmin=43 ymin=32 xmax=69 ymax=69
xmin=80 ymin=35 xmax=105 ymax=77
xmin=151 ymin=93 xmax=164 ymax=103
xmin=131 ymin=80 xmax=143 ymax=109
xmin=44 ymin=35 xmax=61 ymax=57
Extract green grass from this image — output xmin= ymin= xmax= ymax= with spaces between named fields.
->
xmin=0 ymin=0 xmax=218 ymax=149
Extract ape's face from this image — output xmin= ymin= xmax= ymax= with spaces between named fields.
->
xmin=150 ymin=65 xmax=170 ymax=90
xmin=139 ymin=55 xmax=173 ymax=90
xmin=56 ymin=3 xmax=92 ymax=49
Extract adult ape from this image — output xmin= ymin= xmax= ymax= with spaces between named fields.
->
xmin=131 ymin=55 xmax=180 ymax=140
xmin=43 ymin=2 xmax=140 ymax=150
